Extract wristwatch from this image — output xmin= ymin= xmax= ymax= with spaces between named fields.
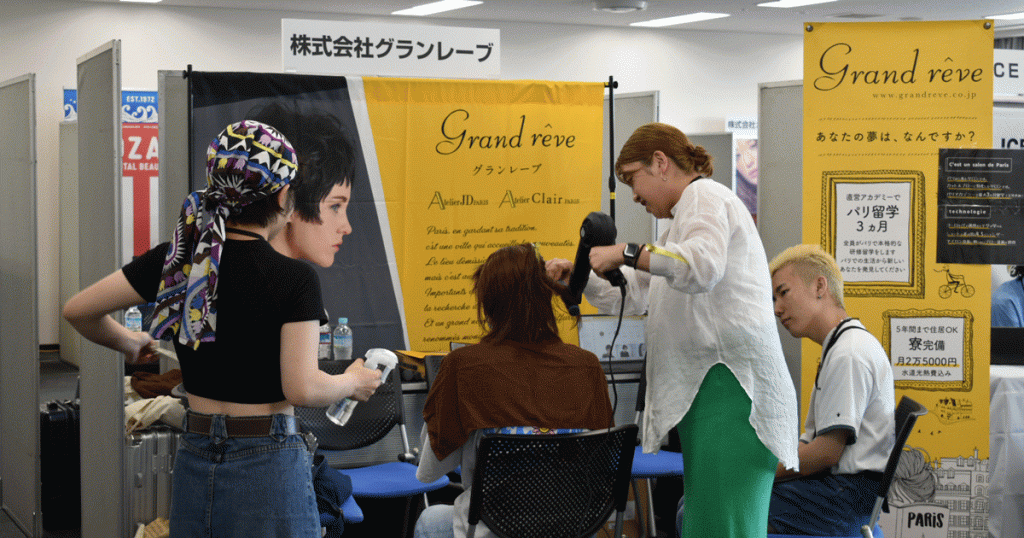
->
xmin=622 ymin=243 xmax=642 ymax=268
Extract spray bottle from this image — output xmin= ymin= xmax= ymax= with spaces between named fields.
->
xmin=325 ymin=348 xmax=398 ymax=426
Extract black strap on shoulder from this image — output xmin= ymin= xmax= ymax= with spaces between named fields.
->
xmin=224 ymin=227 xmax=266 ymax=240
xmin=814 ymin=318 xmax=867 ymax=389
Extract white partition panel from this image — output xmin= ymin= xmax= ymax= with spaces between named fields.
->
xmin=157 ymin=70 xmax=190 ymax=241
xmin=757 ymin=80 xmax=804 ymax=405
xmin=59 ymin=122 xmax=83 ymax=368
xmin=602 ymin=91 xmax=659 ymax=244
xmin=0 ymin=73 xmax=40 ymax=538
xmin=76 ymin=41 xmax=127 ymax=538
xmin=689 ymin=132 xmax=736 ymax=191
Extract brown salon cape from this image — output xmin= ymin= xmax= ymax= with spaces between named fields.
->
xmin=423 ymin=339 xmax=614 ymax=460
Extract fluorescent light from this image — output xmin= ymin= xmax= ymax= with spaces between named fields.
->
xmin=758 ymin=0 xmax=839 ymax=7
xmin=120 ymin=0 xmax=162 ymax=3
xmin=631 ymin=12 xmax=729 ymax=28
xmin=392 ymin=0 xmax=483 ymax=16
xmin=987 ymin=12 xmax=1024 ymax=20
xmin=594 ymin=0 xmax=647 ymax=13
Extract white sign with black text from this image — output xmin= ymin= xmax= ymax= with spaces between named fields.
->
xmin=281 ymin=19 xmax=500 ymax=78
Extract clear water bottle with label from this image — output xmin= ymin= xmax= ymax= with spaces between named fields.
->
xmin=332 ymin=317 xmax=353 ymax=362
xmin=318 ymin=312 xmax=331 ymax=360
xmin=125 ymin=305 xmax=143 ymax=332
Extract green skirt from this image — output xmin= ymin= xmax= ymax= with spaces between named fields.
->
xmin=676 ymin=363 xmax=778 ymax=538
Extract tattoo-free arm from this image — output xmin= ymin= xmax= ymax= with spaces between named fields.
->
xmin=63 ymin=270 xmax=155 ymax=362
xmin=776 ymin=428 xmax=850 ymax=480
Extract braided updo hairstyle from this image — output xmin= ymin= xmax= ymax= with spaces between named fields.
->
xmin=615 ymin=122 xmax=714 ymax=181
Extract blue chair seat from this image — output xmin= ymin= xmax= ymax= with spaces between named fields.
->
xmin=631 ymin=445 xmax=684 ymax=478
xmin=320 ymin=494 xmax=364 ymax=526
xmin=344 ymin=461 xmax=450 ymax=498
xmin=340 ymin=494 xmax=364 ymax=523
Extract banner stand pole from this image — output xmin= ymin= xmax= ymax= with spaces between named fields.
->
xmin=184 ymin=65 xmax=193 ymax=191
xmin=606 ymin=76 xmax=618 ymax=222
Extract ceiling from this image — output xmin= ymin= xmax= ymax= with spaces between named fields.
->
xmin=78 ymin=0 xmax=1024 ymax=36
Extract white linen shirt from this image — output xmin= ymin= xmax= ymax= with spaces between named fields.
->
xmin=585 ymin=179 xmax=799 ymax=470
xmin=804 ymin=319 xmax=895 ymax=475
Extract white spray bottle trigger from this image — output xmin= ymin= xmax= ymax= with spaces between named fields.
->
xmin=364 ymin=348 xmax=399 ymax=381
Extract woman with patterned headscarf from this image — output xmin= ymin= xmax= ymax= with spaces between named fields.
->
xmin=64 ymin=120 xmax=381 ymax=538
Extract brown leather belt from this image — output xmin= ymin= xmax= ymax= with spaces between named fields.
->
xmin=185 ymin=412 xmax=298 ymax=438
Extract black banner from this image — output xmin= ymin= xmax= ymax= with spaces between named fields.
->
xmin=938 ymin=148 xmax=1024 ymax=264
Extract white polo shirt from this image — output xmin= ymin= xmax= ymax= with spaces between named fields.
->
xmin=802 ymin=319 xmax=896 ymax=475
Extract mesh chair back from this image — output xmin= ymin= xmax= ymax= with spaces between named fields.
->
xmin=295 ymin=359 xmax=404 ymax=451
xmin=877 ymin=396 xmax=928 ymax=513
xmin=468 ymin=424 xmax=638 ymax=538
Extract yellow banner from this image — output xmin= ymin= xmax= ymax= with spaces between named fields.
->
xmin=804 ymin=21 xmax=992 ymax=537
xmin=363 ymin=78 xmax=604 ymax=350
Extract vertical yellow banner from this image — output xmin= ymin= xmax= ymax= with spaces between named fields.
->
xmin=804 ymin=21 xmax=992 ymax=537
xmin=363 ymin=79 xmax=604 ymax=351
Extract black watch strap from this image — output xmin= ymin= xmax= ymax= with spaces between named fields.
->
xmin=623 ymin=243 xmax=641 ymax=268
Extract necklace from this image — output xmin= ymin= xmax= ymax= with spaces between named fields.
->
xmin=224 ymin=227 xmax=266 ymax=241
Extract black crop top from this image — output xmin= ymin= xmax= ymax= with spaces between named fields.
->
xmin=122 ymin=240 xmax=326 ymax=404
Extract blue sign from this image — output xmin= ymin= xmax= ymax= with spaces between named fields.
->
xmin=62 ymin=89 xmax=158 ymax=123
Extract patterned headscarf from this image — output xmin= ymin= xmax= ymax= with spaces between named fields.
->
xmin=150 ymin=120 xmax=297 ymax=349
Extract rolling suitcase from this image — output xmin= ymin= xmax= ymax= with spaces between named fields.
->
xmin=39 ymin=398 xmax=81 ymax=531
xmin=125 ymin=425 xmax=181 ymax=528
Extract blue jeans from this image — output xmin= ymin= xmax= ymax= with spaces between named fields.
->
xmin=414 ymin=504 xmax=455 ymax=538
xmin=414 ymin=504 xmax=598 ymax=538
xmin=767 ymin=472 xmax=878 ymax=535
xmin=169 ymin=413 xmax=319 ymax=538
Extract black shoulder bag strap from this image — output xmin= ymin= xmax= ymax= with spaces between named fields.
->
xmin=814 ymin=318 xmax=867 ymax=390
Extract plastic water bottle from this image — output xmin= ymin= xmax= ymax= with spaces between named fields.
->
xmin=125 ymin=305 xmax=143 ymax=332
xmin=318 ymin=315 xmax=331 ymax=360
xmin=325 ymin=348 xmax=398 ymax=426
xmin=332 ymin=318 xmax=353 ymax=362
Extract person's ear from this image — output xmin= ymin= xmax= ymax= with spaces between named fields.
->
xmin=651 ymin=150 xmax=668 ymax=172
xmin=815 ymin=275 xmax=828 ymax=300
xmin=276 ymin=185 xmax=293 ymax=214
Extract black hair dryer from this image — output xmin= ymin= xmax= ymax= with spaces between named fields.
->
xmin=565 ymin=212 xmax=627 ymax=316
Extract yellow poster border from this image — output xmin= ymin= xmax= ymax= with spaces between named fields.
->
xmin=820 ymin=170 xmax=926 ymax=298
xmin=882 ymin=308 xmax=974 ymax=392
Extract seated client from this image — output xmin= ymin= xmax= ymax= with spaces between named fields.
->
xmin=413 ymin=244 xmax=614 ymax=538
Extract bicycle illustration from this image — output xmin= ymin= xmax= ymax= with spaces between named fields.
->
xmin=935 ymin=265 xmax=975 ymax=298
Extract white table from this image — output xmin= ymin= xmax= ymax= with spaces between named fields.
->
xmin=990 ymin=365 xmax=1024 ymax=538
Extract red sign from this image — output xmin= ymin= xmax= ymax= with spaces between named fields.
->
xmin=122 ymin=123 xmax=159 ymax=258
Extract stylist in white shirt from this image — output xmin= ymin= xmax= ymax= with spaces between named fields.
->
xmin=548 ymin=122 xmax=799 ymax=538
